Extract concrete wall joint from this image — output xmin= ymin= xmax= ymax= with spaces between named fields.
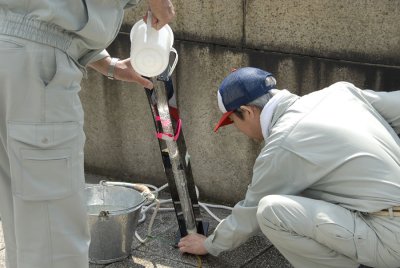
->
xmin=170 ymin=38 xmax=400 ymax=70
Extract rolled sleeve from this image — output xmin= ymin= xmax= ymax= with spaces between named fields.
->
xmin=79 ymin=49 xmax=110 ymax=66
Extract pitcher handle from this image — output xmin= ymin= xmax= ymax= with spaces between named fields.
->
xmin=168 ymin=47 xmax=179 ymax=77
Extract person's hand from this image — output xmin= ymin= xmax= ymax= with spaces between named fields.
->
xmin=113 ymin=58 xmax=153 ymax=89
xmin=88 ymin=57 xmax=153 ymax=89
xmin=146 ymin=0 xmax=175 ymax=30
xmin=178 ymin=233 xmax=208 ymax=255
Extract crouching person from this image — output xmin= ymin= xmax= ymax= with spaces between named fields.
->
xmin=178 ymin=67 xmax=400 ymax=268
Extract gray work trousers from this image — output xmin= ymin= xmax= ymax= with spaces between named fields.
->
xmin=257 ymin=195 xmax=400 ymax=268
xmin=0 ymin=35 xmax=90 ymax=268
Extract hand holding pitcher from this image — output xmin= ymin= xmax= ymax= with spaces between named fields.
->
xmin=130 ymin=12 xmax=178 ymax=78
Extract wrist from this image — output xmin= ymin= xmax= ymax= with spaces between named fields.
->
xmin=107 ymin=57 xmax=120 ymax=80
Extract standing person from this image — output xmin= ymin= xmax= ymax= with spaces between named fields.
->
xmin=0 ymin=1 xmax=174 ymax=268
xmin=178 ymin=67 xmax=400 ymax=268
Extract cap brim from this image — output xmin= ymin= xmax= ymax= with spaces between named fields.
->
xmin=214 ymin=111 xmax=234 ymax=132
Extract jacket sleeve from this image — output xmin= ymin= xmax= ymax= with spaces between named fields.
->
xmin=204 ymin=145 xmax=312 ymax=256
xmin=204 ymin=201 xmax=260 ymax=256
xmin=361 ymin=89 xmax=400 ymax=135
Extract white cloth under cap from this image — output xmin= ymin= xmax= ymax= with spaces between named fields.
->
xmin=260 ymin=89 xmax=292 ymax=139
xmin=217 ymin=90 xmax=227 ymax=113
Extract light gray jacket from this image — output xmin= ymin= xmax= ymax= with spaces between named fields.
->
xmin=205 ymin=82 xmax=400 ymax=256
xmin=0 ymin=0 xmax=140 ymax=66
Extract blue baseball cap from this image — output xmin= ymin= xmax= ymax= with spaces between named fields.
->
xmin=214 ymin=67 xmax=276 ymax=132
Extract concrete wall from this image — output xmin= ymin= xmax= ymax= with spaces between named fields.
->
xmin=81 ymin=0 xmax=400 ymax=205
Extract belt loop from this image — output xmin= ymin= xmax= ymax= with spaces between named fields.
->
xmin=389 ymin=207 xmax=394 ymax=219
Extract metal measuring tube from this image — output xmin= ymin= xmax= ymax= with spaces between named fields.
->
xmin=152 ymin=77 xmax=197 ymax=235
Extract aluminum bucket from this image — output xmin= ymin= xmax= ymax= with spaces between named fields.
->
xmin=86 ymin=183 xmax=147 ymax=264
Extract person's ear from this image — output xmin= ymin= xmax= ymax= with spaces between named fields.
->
xmin=239 ymin=105 xmax=255 ymax=119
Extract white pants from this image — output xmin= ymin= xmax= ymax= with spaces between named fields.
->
xmin=257 ymin=195 xmax=400 ymax=268
xmin=0 ymin=36 xmax=90 ymax=268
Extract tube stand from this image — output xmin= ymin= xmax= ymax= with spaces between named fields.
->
xmin=144 ymin=67 xmax=208 ymax=246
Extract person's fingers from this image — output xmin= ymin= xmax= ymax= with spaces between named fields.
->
xmin=152 ymin=17 xmax=160 ymax=30
xmin=153 ymin=17 xmax=168 ymax=30
xmin=177 ymin=239 xmax=189 ymax=249
xmin=148 ymin=0 xmax=175 ymax=30
xmin=178 ymin=243 xmax=192 ymax=254
xmin=135 ymin=75 xmax=153 ymax=89
xmin=177 ymin=240 xmax=186 ymax=247
xmin=119 ymin=58 xmax=153 ymax=88
xmin=143 ymin=10 xmax=163 ymax=30
xmin=179 ymin=236 xmax=190 ymax=243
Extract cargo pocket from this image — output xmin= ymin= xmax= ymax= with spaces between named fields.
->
xmin=7 ymin=122 xmax=81 ymax=201
xmin=315 ymin=221 xmax=357 ymax=259
xmin=353 ymin=217 xmax=377 ymax=265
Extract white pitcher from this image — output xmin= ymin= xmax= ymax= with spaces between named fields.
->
xmin=130 ymin=12 xmax=178 ymax=77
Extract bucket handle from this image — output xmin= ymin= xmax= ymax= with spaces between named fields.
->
xmin=99 ymin=180 xmax=156 ymax=204
xmin=99 ymin=180 xmax=160 ymax=244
